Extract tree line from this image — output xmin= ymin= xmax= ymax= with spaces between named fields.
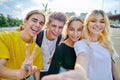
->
xmin=0 ymin=13 xmax=22 ymax=27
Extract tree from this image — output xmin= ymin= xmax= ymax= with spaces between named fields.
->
xmin=41 ymin=3 xmax=51 ymax=16
xmin=0 ymin=13 xmax=8 ymax=27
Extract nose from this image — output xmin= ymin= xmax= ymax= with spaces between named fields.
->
xmin=74 ymin=30 xmax=78 ymax=36
xmin=36 ymin=22 xmax=40 ymax=27
xmin=96 ymin=22 xmax=101 ymax=26
xmin=55 ymin=27 xmax=59 ymax=33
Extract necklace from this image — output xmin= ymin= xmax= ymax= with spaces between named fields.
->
xmin=46 ymin=38 xmax=56 ymax=56
xmin=44 ymin=30 xmax=56 ymax=56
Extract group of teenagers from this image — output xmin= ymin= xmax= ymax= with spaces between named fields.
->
xmin=0 ymin=9 xmax=119 ymax=80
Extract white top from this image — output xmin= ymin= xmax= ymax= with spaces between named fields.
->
xmin=40 ymin=29 xmax=57 ymax=72
xmin=74 ymin=39 xmax=119 ymax=80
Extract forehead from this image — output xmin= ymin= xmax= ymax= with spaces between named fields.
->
xmin=90 ymin=14 xmax=104 ymax=20
xmin=29 ymin=14 xmax=45 ymax=21
xmin=69 ymin=21 xmax=83 ymax=28
xmin=49 ymin=19 xmax=65 ymax=26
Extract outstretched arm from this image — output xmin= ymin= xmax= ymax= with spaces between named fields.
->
xmin=112 ymin=60 xmax=119 ymax=80
xmin=42 ymin=52 xmax=89 ymax=80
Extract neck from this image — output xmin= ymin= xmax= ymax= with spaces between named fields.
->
xmin=46 ymin=30 xmax=54 ymax=41
xmin=20 ymin=30 xmax=33 ymax=43
xmin=64 ymin=38 xmax=75 ymax=48
xmin=90 ymin=35 xmax=98 ymax=42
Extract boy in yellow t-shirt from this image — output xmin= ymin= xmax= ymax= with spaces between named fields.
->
xmin=0 ymin=10 xmax=45 ymax=80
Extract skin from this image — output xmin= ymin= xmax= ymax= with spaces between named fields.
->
xmin=41 ymin=14 xmax=108 ymax=80
xmin=45 ymin=19 xmax=65 ymax=64
xmin=112 ymin=61 xmax=119 ymax=80
xmin=0 ymin=13 xmax=45 ymax=80
xmin=46 ymin=19 xmax=65 ymax=40
xmin=65 ymin=21 xmax=83 ymax=47
xmin=88 ymin=14 xmax=105 ymax=41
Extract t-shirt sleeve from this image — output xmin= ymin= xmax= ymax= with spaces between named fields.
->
xmin=74 ymin=40 xmax=90 ymax=56
xmin=0 ymin=31 xmax=10 ymax=58
xmin=112 ymin=48 xmax=119 ymax=60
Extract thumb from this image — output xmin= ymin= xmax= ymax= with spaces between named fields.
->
xmin=32 ymin=66 xmax=38 ymax=73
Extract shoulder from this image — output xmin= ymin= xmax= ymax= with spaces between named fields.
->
xmin=0 ymin=31 xmax=19 ymax=40
xmin=74 ymin=39 xmax=86 ymax=47
xmin=74 ymin=39 xmax=89 ymax=56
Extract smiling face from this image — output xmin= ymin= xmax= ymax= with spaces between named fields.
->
xmin=67 ymin=21 xmax=83 ymax=42
xmin=88 ymin=14 xmax=105 ymax=37
xmin=24 ymin=13 xmax=45 ymax=37
xmin=47 ymin=19 xmax=65 ymax=40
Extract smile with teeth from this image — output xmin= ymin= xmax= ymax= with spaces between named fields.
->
xmin=93 ymin=27 xmax=102 ymax=31
xmin=72 ymin=36 xmax=78 ymax=39
xmin=31 ymin=27 xmax=39 ymax=33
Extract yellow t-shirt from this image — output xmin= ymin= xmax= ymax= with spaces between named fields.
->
xmin=0 ymin=31 xmax=43 ymax=80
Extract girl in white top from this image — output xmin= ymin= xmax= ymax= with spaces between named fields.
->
xmin=41 ymin=10 xmax=119 ymax=80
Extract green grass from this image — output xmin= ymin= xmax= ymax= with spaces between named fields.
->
xmin=111 ymin=28 xmax=120 ymax=78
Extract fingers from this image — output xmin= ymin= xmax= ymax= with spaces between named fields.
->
xmin=23 ymin=44 xmax=37 ymax=69
xmin=25 ymin=44 xmax=30 ymax=59
xmin=41 ymin=75 xmax=58 ymax=80
xmin=32 ymin=66 xmax=37 ymax=73
xmin=29 ymin=45 xmax=37 ymax=61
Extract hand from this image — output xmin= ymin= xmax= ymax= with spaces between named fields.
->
xmin=47 ymin=57 xmax=52 ymax=64
xmin=41 ymin=74 xmax=72 ymax=80
xmin=17 ymin=44 xmax=38 ymax=79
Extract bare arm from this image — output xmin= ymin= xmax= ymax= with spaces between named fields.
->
xmin=0 ymin=58 xmax=27 ymax=79
xmin=42 ymin=52 xmax=89 ymax=80
xmin=34 ymin=69 xmax=40 ymax=80
xmin=0 ymin=44 xmax=38 ymax=79
xmin=112 ymin=60 xmax=119 ymax=80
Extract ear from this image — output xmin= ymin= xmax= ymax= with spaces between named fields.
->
xmin=45 ymin=22 xmax=49 ymax=28
xmin=23 ymin=19 xmax=27 ymax=25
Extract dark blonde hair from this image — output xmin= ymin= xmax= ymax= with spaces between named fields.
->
xmin=64 ymin=16 xmax=83 ymax=40
xmin=48 ymin=12 xmax=67 ymax=24
xmin=16 ymin=10 xmax=45 ymax=31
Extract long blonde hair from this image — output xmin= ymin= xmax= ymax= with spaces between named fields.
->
xmin=82 ymin=10 xmax=114 ymax=55
xmin=16 ymin=10 xmax=45 ymax=31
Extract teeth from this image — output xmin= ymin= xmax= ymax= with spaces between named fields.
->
xmin=31 ymin=28 xmax=39 ymax=32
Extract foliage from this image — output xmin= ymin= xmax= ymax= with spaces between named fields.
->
xmin=0 ymin=13 xmax=22 ymax=27
xmin=110 ymin=20 xmax=115 ymax=24
xmin=41 ymin=3 xmax=51 ymax=16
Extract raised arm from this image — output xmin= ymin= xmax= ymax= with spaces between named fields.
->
xmin=0 ymin=44 xmax=38 ymax=79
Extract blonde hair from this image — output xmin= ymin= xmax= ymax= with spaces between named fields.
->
xmin=64 ymin=16 xmax=83 ymax=40
xmin=16 ymin=10 xmax=45 ymax=31
xmin=82 ymin=10 xmax=114 ymax=55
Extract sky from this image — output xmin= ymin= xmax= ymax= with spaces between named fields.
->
xmin=0 ymin=0 xmax=120 ymax=19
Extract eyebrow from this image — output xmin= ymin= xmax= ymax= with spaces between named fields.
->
xmin=31 ymin=18 xmax=38 ymax=21
xmin=32 ymin=18 xmax=44 ymax=23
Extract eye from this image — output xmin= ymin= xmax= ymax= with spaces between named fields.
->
xmin=100 ymin=20 xmax=105 ymax=23
xmin=78 ymin=27 xmax=83 ymax=31
xmin=32 ymin=19 xmax=37 ymax=22
xmin=69 ymin=27 xmax=74 ymax=31
xmin=59 ymin=26 xmax=63 ymax=29
xmin=90 ymin=20 xmax=96 ymax=22
xmin=39 ymin=21 xmax=44 ymax=26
